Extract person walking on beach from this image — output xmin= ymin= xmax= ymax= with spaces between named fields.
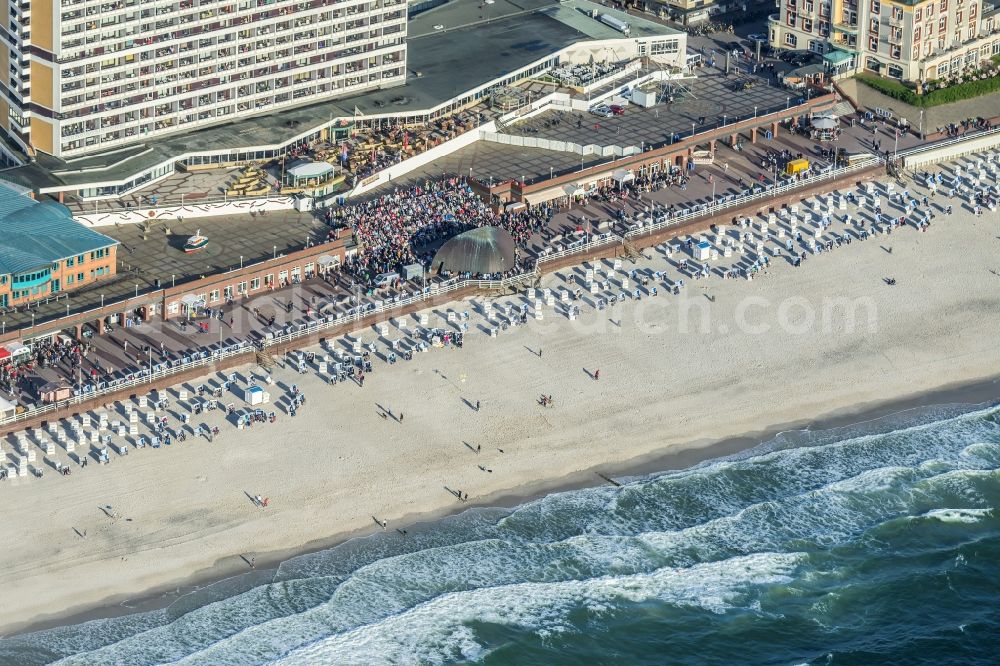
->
xmin=475 ymin=400 xmax=480 ymax=411
xmin=250 ymin=557 xmax=255 ymax=569
xmin=594 ymin=369 xmax=600 ymax=381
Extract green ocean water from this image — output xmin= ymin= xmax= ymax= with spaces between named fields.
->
xmin=2 ymin=401 xmax=998 ymax=665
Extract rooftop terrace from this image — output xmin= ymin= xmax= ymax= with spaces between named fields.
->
xmin=0 ymin=0 xmax=679 ymax=194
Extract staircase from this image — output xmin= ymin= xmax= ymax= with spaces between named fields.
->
xmin=832 ymin=100 xmax=855 ymax=117
xmin=255 ymin=350 xmax=276 ymax=371
xmin=622 ymin=238 xmax=643 ymax=261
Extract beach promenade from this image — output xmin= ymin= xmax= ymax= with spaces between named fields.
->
xmin=0 ymin=152 xmax=999 ymax=635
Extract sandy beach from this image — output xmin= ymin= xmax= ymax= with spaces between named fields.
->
xmin=2 ymin=170 xmax=1000 ymax=637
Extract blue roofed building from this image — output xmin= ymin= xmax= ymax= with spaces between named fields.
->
xmin=0 ymin=181 xmax=118 ymax=308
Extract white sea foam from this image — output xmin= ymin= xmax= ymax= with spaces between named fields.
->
xmin=272 ymin=552 xmax=804 ymax=666
xmin=28 ymin=404 xmax=999 ymax=666
xmin=920 ymin=508 xmax=993 ymax=524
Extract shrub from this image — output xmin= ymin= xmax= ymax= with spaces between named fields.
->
xmin=855 ymin=71 xmax=1000 ymax=108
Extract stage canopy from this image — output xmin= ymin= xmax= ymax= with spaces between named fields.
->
xmin=432 ymin=226 xmax=516 ymax=275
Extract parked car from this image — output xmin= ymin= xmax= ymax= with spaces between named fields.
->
xmin=609 ymin=105 xmax=626 ymax=116
xmin=589 ymin=105 xmax=613 ymax=118
xmin=747 ymin=33 xmax=767 ymax=43
xmin=779 ymin=49 xmax=818 ymax=66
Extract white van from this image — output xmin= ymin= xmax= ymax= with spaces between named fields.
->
xmin=374 ymin=272 xmax=400 ymax=288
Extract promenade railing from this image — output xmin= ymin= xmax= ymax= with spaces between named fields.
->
xmin=624 ymin=156 xmax=884 ymax=241
xmin=0 ymin=161 xmax=880 ymax=428
xmin=0 ymin=343 xmax=252 ymax=428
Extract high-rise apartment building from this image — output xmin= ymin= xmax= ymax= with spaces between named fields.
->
xmin=769 ymin=0 xmax=1000 ymax=82
xmin=0 ymin=0 xmax=408 ymax=159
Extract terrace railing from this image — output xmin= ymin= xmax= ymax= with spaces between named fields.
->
xmin=624 ymin=156 xmax=884 ymax=240
xmin=0 ymin=160 xmax=882 ymax=428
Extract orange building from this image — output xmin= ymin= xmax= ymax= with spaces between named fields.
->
xmin=0 ymin=181 xmax=118 ymax=308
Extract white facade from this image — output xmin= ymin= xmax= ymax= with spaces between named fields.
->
xmin=2 ymin=0 xmax=407 ymax=158
xmin=769 ymin=0 xmax=1000 ymax=82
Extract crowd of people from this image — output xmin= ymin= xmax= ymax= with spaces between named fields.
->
xmin=0 ymin=337 xmax=89 ymax=401
xmin=333 ymin=178 xmax=548 ymax=286
xmin=937 ymin=117 xmax=992 ymax=138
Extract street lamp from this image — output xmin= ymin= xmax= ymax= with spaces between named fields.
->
xmin=786 ymin=96 xmax=791 ymax=110
xmin=754 ymin=105 xmax=758 ymax=118
xmin=171 ymin=274 xmax=176 ymax=288
xmin=101 ymin=294 xmax=105 ymax=308
xmin=273 ymin=245 xmax=277 ymax=259
xmin=722 ymin=114 xmax=727 ymax=127
xmin=240 ymin=255 xmax=244 ymax=270
xmin=691 ymin=121 xmax=696 ymax=137
xmin=135 ymin=283 xmax=139 ymax=297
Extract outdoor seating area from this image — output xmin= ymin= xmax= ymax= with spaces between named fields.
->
xmin=225 ymin=166 xmax=273 ymax=198
xmin=294 ymin=106 xmax=488 ymax=186
xmin=547 ymin=61 xmax=627 ymax=88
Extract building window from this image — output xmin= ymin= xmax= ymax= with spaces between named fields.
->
xmin=870 ymin=35 xmax=879 ymax=50
xmin=803 ymin=18 xmax=813 ymax=32
xmin=871 ymin=0 xmax=880 ymax=14
xmin=210 ymin=289 xmax=219 ymax=302
xmin=892 ymin=6 xmax=903 ymax=20
xmin=887 ymin=64 xmax=903 ymax=78
xmin=785 ymin=33 xmax=798 ymax=47
xmin=66 ymin=257 xmax=74 ymax=267
xmin=250 ymin=277 xmax=260 ymax=290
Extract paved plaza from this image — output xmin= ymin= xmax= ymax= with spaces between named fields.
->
xmin=0 ymin=208 xmax=336 ymax=336
xmin=502 ymin=72 xmax=798 ymax=151
xmin=108 ymin=209 xmax=335 ymax=288
xmin=363 ymin=142 xmax=608 ymax=199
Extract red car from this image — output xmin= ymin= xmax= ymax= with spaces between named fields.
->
xmin=609 ymin=105 xmax=626 ymax=116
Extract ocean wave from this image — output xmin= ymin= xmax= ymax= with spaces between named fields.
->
xmin=5 ymin=401 xmax=999 ymax=665
xmin=919 ymin=508 xmax=993 ymax=524
xmin=271 ymin=552 xmax=805 ymax=666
